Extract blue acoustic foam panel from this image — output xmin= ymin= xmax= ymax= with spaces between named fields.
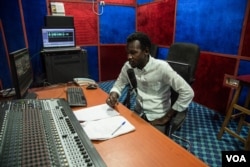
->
xmin=0 ymin=31 xmax=12 ymax=88
xmin=22 ymin=0 xmax=47 ymax=80
xmin=175 ymin=0 xmax=248 ymax=55
xmin=81 ymin=46 xmax=99 ymax=82
xmin=0 ymin=1 xmax=25 ymax=52
xmin=99 ymin=5 xmax=135 ymax=44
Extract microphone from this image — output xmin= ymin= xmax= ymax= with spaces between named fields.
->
xmin=127 ymin=68 xmax=137 ymax=93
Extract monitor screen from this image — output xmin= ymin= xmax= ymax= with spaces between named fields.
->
xmin=9 ymin=48 xmax=35 ymax=99
xmin=42 ymin=28 xmax=75 ymax=48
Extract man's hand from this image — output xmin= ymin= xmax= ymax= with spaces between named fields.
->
xmin=151 ymin=109 xmax=176 ymax=126
xmin=106 ymin=92 xmax=119 ymax=108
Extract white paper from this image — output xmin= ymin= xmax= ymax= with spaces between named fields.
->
xmin=81 ymin=115 xmax=135 ymax=140
xmin=51 ymin=2 xmax=65 ymax=16
xmin=74 ymin=103 xmax=119 ymax=121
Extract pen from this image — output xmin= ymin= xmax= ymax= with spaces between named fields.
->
xmin=111 ymin=121 xmax=126 ymax=135
xmin=78 ymin=120 xmax=85 ymax=123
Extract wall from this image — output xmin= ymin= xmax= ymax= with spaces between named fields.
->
xmin=0 ymin=0 xmax=250 ymax=114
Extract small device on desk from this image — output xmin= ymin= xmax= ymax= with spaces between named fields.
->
xmin=0 ymin=88 xmax=16 ymax=97
xmin=67 ymin=87 xmax=87 ymax=107
xmin=74 ymin=78 xmax=96 ymax=86
xmin=86 ymin=83 xmax=98 ymax=90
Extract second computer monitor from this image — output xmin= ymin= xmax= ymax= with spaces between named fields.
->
xmin=41 ymin=27 xmax=75 ymax=49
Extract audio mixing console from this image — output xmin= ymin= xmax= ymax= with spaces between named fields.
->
xmin=0 ymin=99 xmax=106 ymax=167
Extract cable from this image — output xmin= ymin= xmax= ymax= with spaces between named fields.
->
xmin=92 ymin=0 xmax=104 ymax=16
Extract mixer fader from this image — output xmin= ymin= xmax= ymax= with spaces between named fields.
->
xmin=0 ymin=99 xmax=106 ymax=167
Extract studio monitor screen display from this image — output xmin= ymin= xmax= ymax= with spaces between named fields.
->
xmin=42 ymin=28 xmax=75 ymax=48
xmin=9 ymin=48 xmax=34 ymax=99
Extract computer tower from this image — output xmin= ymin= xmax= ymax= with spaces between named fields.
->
xmin=42 ymin=49 xmax=89 ymax=84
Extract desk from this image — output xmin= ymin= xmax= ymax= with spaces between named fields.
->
xmin=33 ymin=85 xmax=208 ymax=167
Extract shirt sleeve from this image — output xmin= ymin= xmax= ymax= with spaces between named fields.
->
xmin=164 ymin=67 xmax=194 ymax=112
xmin=110 ymin=62 xmax=130 ymax=97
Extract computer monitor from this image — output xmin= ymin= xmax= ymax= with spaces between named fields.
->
xmin=9 ymin=48 xmax=37 ymax=99
xmin=41 ymin=27 xmax=75 ymax=48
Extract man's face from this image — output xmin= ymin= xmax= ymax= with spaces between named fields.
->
xmin=127 ymin=40 xmax=147 ymax=69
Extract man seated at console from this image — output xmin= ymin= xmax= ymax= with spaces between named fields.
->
xmin=106 ymin=32 xmax=194 ymax=134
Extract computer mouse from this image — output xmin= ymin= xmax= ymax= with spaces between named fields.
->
xmin=86 ymin=84 xmax=97 ymax=90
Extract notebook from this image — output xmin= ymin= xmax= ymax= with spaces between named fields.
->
xmin=41 ymin=27 xmax=79 ymax=52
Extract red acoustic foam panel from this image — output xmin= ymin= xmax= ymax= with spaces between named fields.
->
xmin=100 ymin=45 xmax=127 ymax=81
xmin=192 ymin=53 xmax=237 ymax=114
xmin=137 ymin=0 xmax=176 ymax=46
xmin=64 ymin=2 xmax=98 ymax=45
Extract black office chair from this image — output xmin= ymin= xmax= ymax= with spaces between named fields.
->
xmin=165 ymin=42 xmax=200 ymax=151
xmin=150 ymin=43 xmax=158 ymax=58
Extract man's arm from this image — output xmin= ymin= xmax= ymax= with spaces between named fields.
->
xmin=150 ymin=68 xmax=194 ymax=125
xmin=106 ymin=62 xmax=131 ymax=108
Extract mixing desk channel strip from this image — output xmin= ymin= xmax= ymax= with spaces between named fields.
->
xmin=0 ymin=99 xmax=106 ymax=167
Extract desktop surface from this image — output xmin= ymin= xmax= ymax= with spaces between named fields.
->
xmin=33 ymin=84 xmax=208 ymax=167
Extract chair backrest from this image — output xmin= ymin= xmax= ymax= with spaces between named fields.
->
xmin=167 ymin=42 xmax=200 ymax=84
xmin=150 ymin=43 xmax=158 ymax=58
xmin=166 ymin=42 xmax=200 ymax=105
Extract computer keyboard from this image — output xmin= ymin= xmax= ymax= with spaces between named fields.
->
xmin=67 ymin=87 xmax=87 ymax=107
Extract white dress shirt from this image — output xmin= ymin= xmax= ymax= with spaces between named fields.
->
xmin=110 ymin=56 xmax=194 ymax=121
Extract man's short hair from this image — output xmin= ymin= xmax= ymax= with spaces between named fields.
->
xmin=127 ymin=32 xmax=151 ymax=51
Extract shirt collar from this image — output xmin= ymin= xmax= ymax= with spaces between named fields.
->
xmin=138 ymin=55 xmax=153 ymax=73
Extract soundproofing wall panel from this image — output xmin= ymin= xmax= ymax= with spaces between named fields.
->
xmin=238 ymin=60 xmax=250 ymax=76
xmin=137 ymin=0 xmax=176 ymax=46
xmin=100 ymin=45 xmax=127 ymax=81
xmin=99 ymin=5 xmax=136 ymax=44
xmin=22 ymin=0 xmax=47 ymax=79
xmin=175 ymin=0 xmax=248 ymax=55
xmin=0 ymin=1 xmax=25 ymax=52
xmin=0 ymin=27 xmax=12 ymax=88
xmin=64 ymin=2 xmax=98 ymax=45
xmin=157 ymin=47 xmax=168 ymax=60
xmin=241 ymin=11 xmax=250 ymax=57
xmin=137 ymin=0 xmax=153 ymax=5
xmin=81 ymin=46 xmax=99 ymax=81
xmin=192 ymin=53 xmax=237 ymax=114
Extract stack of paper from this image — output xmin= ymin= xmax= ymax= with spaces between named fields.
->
xmin=74 ymin=104 xmax=135 ymax=140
